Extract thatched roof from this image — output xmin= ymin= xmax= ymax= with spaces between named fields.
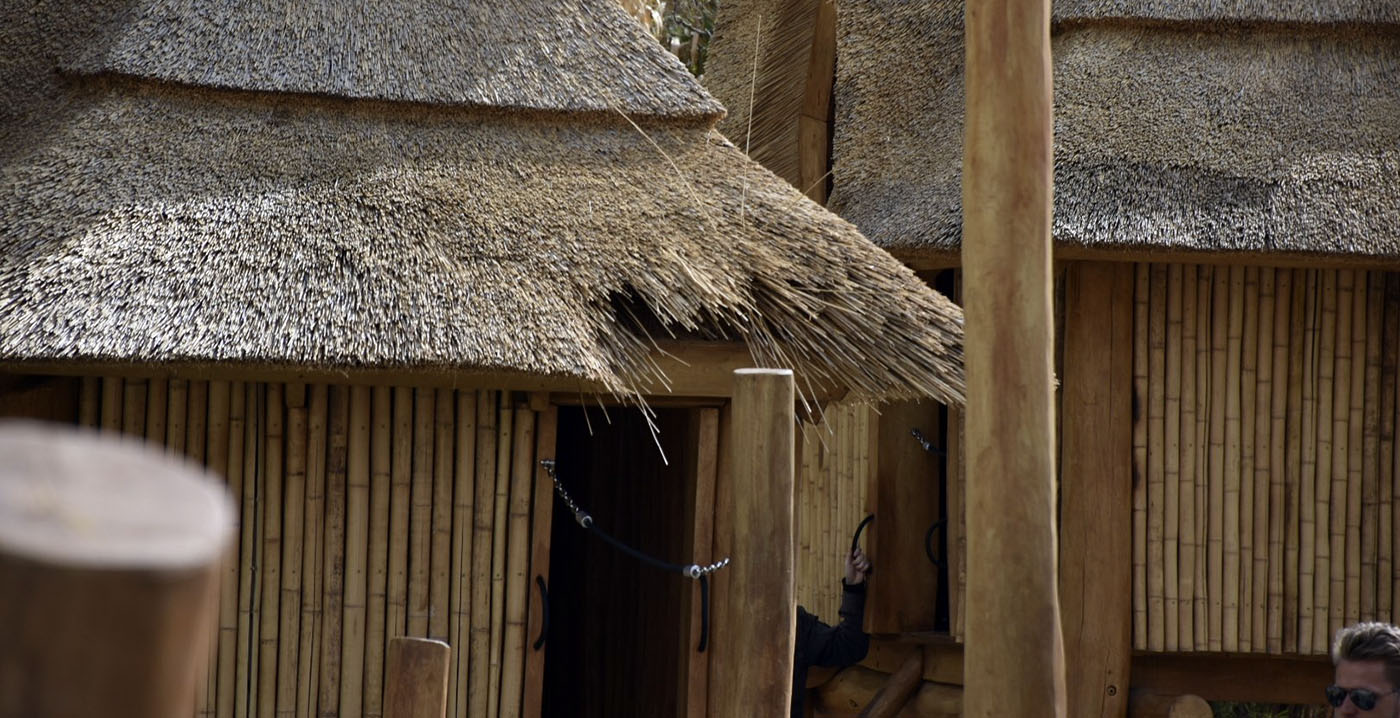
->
xmin=705 ymin=0 xmax=1400 ymax=260
xmin=0 ymin=1 xmax=965 ymax=405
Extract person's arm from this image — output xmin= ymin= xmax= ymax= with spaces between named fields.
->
xmin=805 ymin=550 xmax=871 ymax=667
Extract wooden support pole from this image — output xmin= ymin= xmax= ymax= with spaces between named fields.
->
xmin=0 ymin=422 xmax=233 ymax=718
xmin=1060 ymin=262 xmax=1134 ymax=718
xmin=961 ymin=0 xmax=1065 ymax=715
xmin=383 ymin=638 xmax=450 ymax=718
xmin=857 ymin=652 xmax=923 ymax=718
xmin=710 ymin=369 xmax=796 ymax=718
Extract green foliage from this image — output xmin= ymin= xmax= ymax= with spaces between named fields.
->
xmin=660 ymin=0 xmax=718 ymax=77
xmin=1211 ymin=701 xmax=1327 ymax=718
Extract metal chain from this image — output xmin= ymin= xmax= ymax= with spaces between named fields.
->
xmin=539 ymin=459 xmax=729 ymax=581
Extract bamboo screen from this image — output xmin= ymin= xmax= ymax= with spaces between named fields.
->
xmin=797 ymin=403 xmax=873 ymax=621
xmin=75 ymin=378 xmax=550 ymax=718
xmin=1132 ymin=265 xmax=1400 ymax=655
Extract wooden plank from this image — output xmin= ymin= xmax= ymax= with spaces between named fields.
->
xmin=467 ymin=391 xmax=498 ymax=718
xmin=277 ymin=384 xmax=307 ymax=718
xmin=1132 ymin=264 xmax=1150 ymax=651
xmin=383 ymin=638 xmax=450 ymax=718
xmin=1059 ymin=262 xmax=1134 ymax=718
xmin=867 ymin=401 xmax=940 ymax=632
xmin=318 ymin=386 xmax=350 ymax=718
xmin=710 ymin=370 xmax=796 ymax=717
xmin=1130 ymin=653 xmax=1331 ymax=706
xmin=365 ymin=386 xmax=394 ymax=718
xmin=522 ymin=405 xmax=557 ymax=718
xmin=797 ymin=0 xmax=836 ymax=203
xmin=340 ymin=386 xmax=371 ymax=717
xmin=430 ymin=389 xmax=455 ymax=642
xmin=447 ymin=392 xmax=476 ymax=718
xmin=297 ymin=385 xmax=328 ymax=718
xmin=675 ymin=408 xmax=718 ymax=718
xmin=948 ymin=401 xmax=966 ymax=642
xmin=1239 ymin=267 xmax=1258 ymax=652
xmin=408 ymin=389 xmax=434 ymax=637
xmin=487 ymin=403 xmax=514 ymax=718
xmin=500 ymin=406 xmax=536 ymax=718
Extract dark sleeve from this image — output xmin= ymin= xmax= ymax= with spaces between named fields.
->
xmin=803 ymin=581 xmax=870 ymax=668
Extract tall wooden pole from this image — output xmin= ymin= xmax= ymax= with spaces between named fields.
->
xmin=0 ymin=421 xmax=233 ymax=718
xmin=961 ymin=0 xmax=1065 ymax=715
xmin=710 ymin=369 xmax=796 ymax=717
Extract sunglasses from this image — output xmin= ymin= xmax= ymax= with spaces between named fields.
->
xmin=1327 ymin=684 xmax=1399 ymax=710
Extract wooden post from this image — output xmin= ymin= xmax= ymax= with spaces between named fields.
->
xmin=961 ymin=0 xmax=1065 ymax=715
xmin=710 ymin=369 xmax=796 ymax=718
xmin=857 ymin=652 xmax=923 ymax=718
xmin=1060 ymin=262 xmax=1134 ymax=718
xmin=383 ymin=638 xmax=450 ymax=718
xmin=0 ymin=422 xmax=233 ymax=718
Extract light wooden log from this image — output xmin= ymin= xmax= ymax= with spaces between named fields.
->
xmin=1193 ymin=267 xmax=1211 ymax=651
xmin=1281 ymin=271 xmax=1303 ymax=653
xmin=675 ymin=408 xmax=717 ymax=718
xmin=167 ymin=379 xmax=189 ymax=456
xmin=79 ymin=376 xmax=100 ymax=427
xmin=1178 ymin=264 xmax=1199 ymax=649
xmin=500 ymin=406 xmax=536 ymax=718
xmin=1298 ymin=270 xmax=1319 ymax=654
xmin=1330 ymin=270 xmax=1352 ymax=639
xmin=810 ymin=667 xmax=962 ymax=718
xmin=1362 ymin=272 xmax=1383 ymax=621
xmin=365 ymin=386 xmax=394 ymax=718
xmin=1207 ymin=267 xmax=1228 ymax=651
xmin=318 ymin=386 xmax=350 ymax=718
xmin=1239 ymin=267 xmax=1258 ymax=652
xmin=258 ymin=382 xmax=284 ymax=718
xmin=208 ymin=381 xmax=236 ymax=718
xmin=0 ymin=423 xmax=233 ymax=718
xmin=468 ymin=392 xmax=499 ymax=718
xmin=430 ymin=389 xmax=454 ymax=643
xmin=1164 ymin=264 xmax=1182 ymax=650
xmin=383 ymin=638 xmax=450 ymax=718
xmin=277 ymin=384 xmax=307 ymax=718
xmin=387 ymin=388 xmax=414 ymax=645
xmin=1223 ymin=266 xmax=1244 ymax=653
xmin=1127 ymin=693 xmax=1212 ymax=718
xmin=1132 ymin=263 xmax=1150 ymax=651
xmin=232 ymin=384 xmax=255 ymax=718
xmin=487 ymin=403 xmax=514 ymax=718
xmin=340 ymin=386 xmax=371 ymax=718
xmin=857 ymin=652 xmax=923 ymax=718
xmin=711 ymin=369 xmax=796 ymax=718
xmin=447 ymin=392 xmax=476 ymax=718
xmin=1252 ymin=269 xmax=1273 ymax=651
xmin=1381 ymin=276 xmax=1398 ymax=619
xmin=1060 ymin=262 xmax=1134 ymax=718
xmin=1346 ymin=272 xmax=1367 ymax=624
xmin=1315 ymin=269 xmax=1338 ymax=653
xmin=962 ymin=0 xmax=1063 ymax=708
xmin=145 ymin=378 xmax=168 ymax=450
xmin=297 ymin=385 xmax=328 ymax=718
xmin=408 ymin=389 xmax=434 ymax=637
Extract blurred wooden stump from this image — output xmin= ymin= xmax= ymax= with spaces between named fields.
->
xmin=0 ymin=420 xmax=233 ymax=718
xmin=384 ymin=637 xmax=450 ymax=718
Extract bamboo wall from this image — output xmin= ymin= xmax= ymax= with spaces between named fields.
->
xmin=1132 ymin=265 xmax=1400 ymax=655
xmin=797 ymin=403 xmax=873 ymax=621
xmin=73 ymin=378 xmax=550 ymax=718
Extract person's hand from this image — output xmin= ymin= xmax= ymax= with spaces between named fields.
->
xmin=845 ymin=548 xmax=871 ymax=585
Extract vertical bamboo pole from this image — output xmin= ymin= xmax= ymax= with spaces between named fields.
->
xmin=711 ymin=370 xmax=797 ymax=718
xmin=1382 ymin=276 xmax=1398 ymax=620
xmin=188 ymin=380 xmax=209 ymax=465
xmin=1132 ymin=264 xmax=1150 ymax=651
xmin=1282 ymin=271 xmax=1304 ymax=653
xmin=1269 ymin=270 xmax=1291 ymax=653
xmin=341 ymin=386 xmax=371 ymax=718
xmin=962 ymin=0 xmax=1064 ymax=711
xmin=1223 ymin=266 xmax=1244 ymax=653
xmin=1208 ymin=267 xmax=1228 ymax=651
xmin=232 ymin=383 xmax=254 ymax=718
xmin=145 ymin=378 xmax=168 ymax=449
xmin=501 ymin=406 xmax=536 ymax=718
xmin=297 ymin=385 xmax=328 ymax=718
xmin=468 ymin=392 xmax=499 ymax=718
xmin=1298 ymin=270 xmax=1318 ymax=654
xmin=208 ymin=381 xmax=236 ymax=718
xmin=1314 ymin=270 xmax=1338 ymax=653
xmin=1362 ymin=272 xmax=1383 ymax=622
xmin=387 ymin=388 xmax=414 ymax=644
xmin=448 ymin=392 xmax=477 ymax=718
xmin=318 ymin=386 xmax=350 ymax=718
xmin=277 ymin=385 xmax=307 ymax=718
xmin=122 ymin=377 xmax=148 ymax=438
xmin=100 ymin=377 xmax=123 ymax=433
xmin=1194 ymin=268 xmax=1211 ymax=651
xmin=1346 ymin=272 xmax=1366 ymax=624
xmin=430 ymin=390 xmax=455 ymax=644
xmin=1147 ymin=263 xmax=1168 ymax=653
xmin=408 ymin=389 xmax=435 ymax=638
xmin=1329 ymin=270 xmax=1351 ymax=639
xmin=79 ymin=376 xmax=100 ymax=428
xmin=1178 ymin=264 xmax=1199 ymax=649
xmin=167 ymin=379 xmax=189 ymax=456
xmin=365 ymin=387 xmax=393 ymax=718
xmin=488 ymin=404 xmax=515 ymax=718
xmin=1164 ymin=264 xmax=1183 ymax=651
xmin=1239 ymin=267 xmax=1258 ymax=652
xmin=257 ymin=383 xmax=284 ymax=718
xmin=1254 ymin=269 xmax=1275 ymax=651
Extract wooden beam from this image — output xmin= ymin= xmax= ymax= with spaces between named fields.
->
xmin=709 ymin=369 xmax=796 ymax=717
xmin=383 ymin=638 xmax=450 ymax=718
xmin=797 ymin=0 xmax=837 ymax=204
xmin=1060 ymin=262 xmax=1135 ymax=718
xmin=1129 ymin=653 xmax=1331 ymax=706
xmin=867 ymin=402 xmax=941 ymax=633
xmin=961 ymin=0 xmax=1064 ymax=716
xmin=857 ymin=651 xmax=923 ymax=718
xmin=0 ymin=423 xmax=233 ymax=718
xmin=893 ymin=245 xmax=1400 ymax=273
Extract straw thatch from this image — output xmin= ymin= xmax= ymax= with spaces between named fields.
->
xmin=0 ymin=0 xmax=965 ymax=405
xmin=1053 ymin=1 xmax=1400 ymax=24
xmin=819 ymin=0 xmax=1400 ymax=258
